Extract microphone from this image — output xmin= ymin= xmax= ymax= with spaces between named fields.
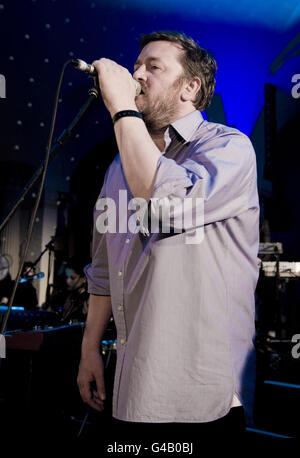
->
xmin=18 ymin=272 xmax=45 ymax=283
xmin=71 ymin=59 xmax=141 ymax=96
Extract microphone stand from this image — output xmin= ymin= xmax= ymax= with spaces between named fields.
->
xmin=0 ymin=86 xmax=99 ymax=234
xmin=31 ymin=235 xmax=56 ymax=270
xmin=0 ymin=84 xmax=99 ymax=336
xmin=23 ymin=235 xmax=56 ymax=305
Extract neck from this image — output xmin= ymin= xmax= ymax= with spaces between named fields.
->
xmin=147 ymin=106 xmax=197 ymax=152
xmin=149 ymin=127 xmax=167 ymax=152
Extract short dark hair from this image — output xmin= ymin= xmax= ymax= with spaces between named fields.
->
xmin=66 ymin=257 xmax=86 ymax=278
xmin=139 ymin=31 xmax=217 ymax=111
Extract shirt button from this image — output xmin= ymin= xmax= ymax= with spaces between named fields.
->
xmin=118 ymin=271 xmax=122 ymax=277
xmin=117 ymin=305 xmax=123 ymax=311
xmin=125 ymin=238 xmax=130 ymax=244
xmin=120 ymin=338 xmax=126 ymax=345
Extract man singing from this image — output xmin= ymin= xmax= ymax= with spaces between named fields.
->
xmin=77 ymin=31 xmax=259 ymax=442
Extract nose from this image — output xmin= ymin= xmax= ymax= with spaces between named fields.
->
xmin=133 ymin=63 xmax=147 ymax=82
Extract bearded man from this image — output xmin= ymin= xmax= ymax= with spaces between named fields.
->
xmin=77 ymin=31 xmax=259 ymax=444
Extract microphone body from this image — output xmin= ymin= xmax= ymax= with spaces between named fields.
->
xmin=71 ymin=59 xmax=141 ymax=96
xmin=72 ymin=59 xmax=97 ymax=76
xmin=18 ymin=272 xmax=45 ymax=283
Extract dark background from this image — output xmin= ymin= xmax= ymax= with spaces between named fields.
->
xmin=0 ymin=0 xmax=300 ymax=273
xmin=0 ymin=0 xmax=300 ymax=444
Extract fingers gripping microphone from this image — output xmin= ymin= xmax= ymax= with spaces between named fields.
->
xmin=71 ymin=59 xmax=97 ymax=76
xmin=71 ymin=59 xmax=141 ymax=96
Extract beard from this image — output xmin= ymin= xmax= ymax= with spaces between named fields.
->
xmin=136 ymin=76 xmax=185 ymax=133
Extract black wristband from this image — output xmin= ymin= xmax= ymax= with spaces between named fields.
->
xmin=112 ymin=110 xmax=143 ymax=124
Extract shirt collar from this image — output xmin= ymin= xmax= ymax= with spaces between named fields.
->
xmin=163 ymin=110 xmax=204 ymax=153
xmin=170 ymin=110 xmax=204 ymax=141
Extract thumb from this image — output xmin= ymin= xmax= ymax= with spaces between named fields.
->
xmin=95 ymin=373 xmax=106 ymax=401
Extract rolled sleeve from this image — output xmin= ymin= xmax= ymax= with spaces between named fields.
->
xmin=84 ymin=232 xmax=110 ymax=296
xmin=149 ymin=131 xmax=257 ymax=228
xmin=85 ymin=174 xmax=111 ymax=296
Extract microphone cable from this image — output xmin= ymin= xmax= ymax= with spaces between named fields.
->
xmin=0 ymin=59 xmax=74 ymax=335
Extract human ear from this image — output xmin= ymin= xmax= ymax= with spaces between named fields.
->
xmin=181 ymin=77 xmax=201 ymax=102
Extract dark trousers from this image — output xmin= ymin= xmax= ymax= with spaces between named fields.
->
xmin=100 ymin=407 xmax=247 ymax=454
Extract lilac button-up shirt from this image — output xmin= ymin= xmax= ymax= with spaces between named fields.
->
xmin=85 ymin=110 xmax=259 ymax=424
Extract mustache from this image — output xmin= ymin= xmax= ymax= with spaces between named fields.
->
xmin=139 ymin=85 xmax=147 ymax=94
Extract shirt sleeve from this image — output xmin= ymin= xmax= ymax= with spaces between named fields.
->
xmin=147 ymin=130 xmax=258 ymax=230
xmin=84 ymin=171 xmax=111 ymax=296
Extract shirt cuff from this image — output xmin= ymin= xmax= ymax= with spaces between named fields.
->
xmin=84 ymin=263 xmax=110 ymax=296
xmin=152 ymin=155 xmax=193 ymax=199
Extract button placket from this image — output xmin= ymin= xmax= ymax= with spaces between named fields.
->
xmin=115 ymin=231 xmax=133 ymax=348
xmin=116 ymin=255 xmax=126 ymax=345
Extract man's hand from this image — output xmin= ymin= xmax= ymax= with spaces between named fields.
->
xmin=92 ymin=58 xmax=138 ymax=116
xmin=77 ymin=350 xmax=106 ymax=411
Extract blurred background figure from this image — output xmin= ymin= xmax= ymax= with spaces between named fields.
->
xmin=0 ymin=259 xmax=39 ymax=310
xmin=13 ymin=261 xmax=39 ymax=310
xmin=0 ymin=254 xmax=12 ymax=304
xmin=0 ymin=274 xmax=13 ymax=305
xmin=60 ymin=258 xmax=88 ymax=324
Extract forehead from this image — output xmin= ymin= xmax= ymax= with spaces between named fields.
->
xmin=66 ymin=268 xmax=77 ymax=277
xmin=136 ymin=40 xmax=184 ymax=66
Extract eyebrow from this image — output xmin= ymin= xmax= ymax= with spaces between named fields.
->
xmin=134 ymin=57 xmax=163 ymax=67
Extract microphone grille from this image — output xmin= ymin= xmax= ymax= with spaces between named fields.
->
xmin=134 ymin=80 xmax=141 ymax=96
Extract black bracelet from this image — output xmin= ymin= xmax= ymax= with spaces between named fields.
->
xmin=112 ymin=110 xmax=143 ymax=124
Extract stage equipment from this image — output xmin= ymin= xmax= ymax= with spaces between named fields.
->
xmin=260 ymin=261 xmax=300 ymax=277
xmin=259 ymin=242 xmax=283 ymax=255
xmin=257 ymin=240 xmax=300 ymax=339
xmin=0 ymin=61 xmax=100 ymax=336
xmin=0 ymin=305 xmax=60 ymax=331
